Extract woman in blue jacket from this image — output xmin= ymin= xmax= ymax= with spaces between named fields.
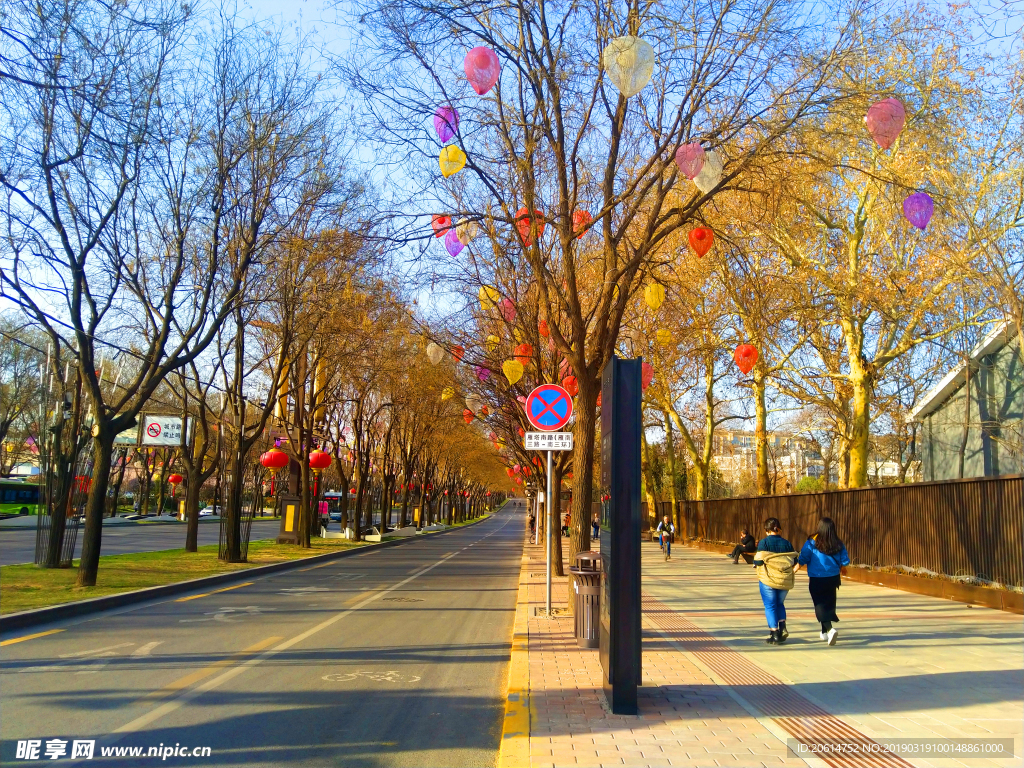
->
xmin=797 ymin=517 xmax=850 ymax=646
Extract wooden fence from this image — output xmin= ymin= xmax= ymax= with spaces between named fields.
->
xmin=653 ymin=475 xmax=1023 ymax=589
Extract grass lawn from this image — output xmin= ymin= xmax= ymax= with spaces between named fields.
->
xmin=0 ymin=537 xmax=369 ymax=615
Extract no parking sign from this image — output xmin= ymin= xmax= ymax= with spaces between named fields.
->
xmin=525 ymin=384 xmax=573 ymax=432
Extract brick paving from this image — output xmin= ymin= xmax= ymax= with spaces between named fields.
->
xmin=510 ymin=533 xmax=1023 ymax=768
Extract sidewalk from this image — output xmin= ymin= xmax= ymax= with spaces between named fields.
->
xmin=500 ymin=534 xmax=1023 ymax=768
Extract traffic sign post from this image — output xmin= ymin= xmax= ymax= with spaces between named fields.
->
xmin=524 ymin=385 xmax=574 ymax=618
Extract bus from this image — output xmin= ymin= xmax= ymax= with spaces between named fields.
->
xmin=0 ymin=478 xmax=41 ymax=512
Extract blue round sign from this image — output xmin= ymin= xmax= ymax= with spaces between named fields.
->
xmin=525 ymin=384 xmax=573 ymax=431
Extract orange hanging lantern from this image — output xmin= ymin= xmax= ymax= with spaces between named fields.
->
xmin=688 ymin=227 xmax=714 ymax=257
xmin=515 ymin=208 xmax=545 ymax=246
xmin=463 ymin=409 xmax=474 ymax=424
xmin=572 ymin=210 xmax=592 ymax=239
xmin=451 ymin=345 xmax=465 ymax=362
xmin=562 ymin=375 xmax=578 ymax=396
xmin=733 ymin=344 xmax=759 ymax=374
xmin=538 ymin=319 xmax=549 ymax=337
xmin=514 ymin=343 xmax=533 ymax=365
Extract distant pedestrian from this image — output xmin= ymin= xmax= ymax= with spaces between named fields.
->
xmin=562 ymin=511 xmax=570 ymax=537
xmin=528 ymin=512 xmax=536 ymax=544
xmin=656 ymin=515 xmax=675 ymax=561
xmin=753 ymin=517 xmax=798 ymax=645
xmin=591 ymin=512 xmax=600 ymax=541
xmin=797 ymin=517 xmax=850 ymax=646
xmin=729 ymin=529 xmax=757 ymax=564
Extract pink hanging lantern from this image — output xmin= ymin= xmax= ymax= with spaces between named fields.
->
xmin=864 ymin=98 xmax=906 ymax=150
xmin=464 ymin=47 xmax=501 ymax=95
xmin=674 ymin=143 xmax=705 ymax=180
xmin=433 ymin=105 xmax=459 ymax=143
xmin=499 ymin=298 xmax=517 ymax=324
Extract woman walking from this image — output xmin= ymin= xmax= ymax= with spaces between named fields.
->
xmin=753 ymin=517 xmax=799 ymax=645
xmin=798 ymin=517 xmax=850 ymax=646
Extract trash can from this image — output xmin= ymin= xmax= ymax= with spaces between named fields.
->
xmin=570 ymin=551 xmax=602 ymax=649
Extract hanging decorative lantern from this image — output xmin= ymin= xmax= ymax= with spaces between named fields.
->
xmin=506 ymin=467 xmax=515 ymax=478
xmin=538 ymin=319 xmax=550 ymax=337
xmin=514 ymin=343 xmax=533 ymax=365
xmin=865 ymin=98 xmax=905 ymax=150
xmin=466 ymin=394 xmax=484 ymax=414
xmin=675 ymin=143 xmax=705 ymax=180
xmin=596 ymin=391 xmax=602 ymax=408
xmin=475 ymin=365 xmax=490 ymax=382
xmin=692 ymin=150 xmax=723 ymax=194
xmin=309 ymin=449 xmax=332 ymax=472
xmin=167 ymin=473 xmax=183 ymax=499
xmin=451 ymin=345 xmax=465 ymax=362
xmin=444 ymin=227 xmax=465 ymax=257
xmin=485 ymin=334 xmax=500 ymax=351
xmin=517 ymin=427 xmax=525 ymax=438
xmin=499 ymin=298 xmax=517 ymax=324
xmin=503 ymin=359 xmax=524 ymax=384
xmin=733 ymin=344 xmax=759 ymax=374
xmin=426 ymin=342 xmax=445 ymax=365
xmin=572 ymin=210 xmax=592 ymax=239
xmin=433 ymin=105 xmax=459 ymax=143
xmin=515 ymin=208 xmax=545 ymax=246
xmin=688 ymin=227 xmax=714 ymax=257
xmin=562 ymin=375 xmax=578 ymax=396
xmin=644 ymin=283 xmax=666 ymax=311
xmin=260 ymin=448 xmax=290 ymax=470
xmin=902 ymin=192 xmax=933 ymax=230
xmin=479 ymin=285 xmax=500 ymax=310
xmin=431 ymin=214 xmax=452 ymax=237
xmin=441 ymin=386 xmax=455 ymax=401
xmin=463 ymin=409 xmax=474 ymax=424
xmin=464 ymin=46 xmax=501 ymax=95
xmin=481 ymin=405 xmax=489 ymax=416
xmin=656 ymin=328 xmax=672 ymax=345
xmin=602 ymin=36 xmax=655 ymax=98
xmin=457 ymin=219 xmax=479 ymax=245
xmin=641 ymin=362 xmax=654 ymax=391
xmin=439 ymin=145 xmax=467 ymax=177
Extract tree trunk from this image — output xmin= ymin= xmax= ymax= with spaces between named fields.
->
xmin=848 ymin=373 xmax=872 ymax=488
xmin=399 ymin=482 xmax=410 ymax=528
xmin=76 ymin=432 xmax=115 ymax=586
xmin=184 ymin=474 xmax=202 ymax=552
xmin=754 ymin=374 xmax=770 ymax=495
xmin=568 ymin=378 xmax=596 ymax=570
xmin=551 ymin=463 xmax=564 ymax=577
xmin=223 ymin=431 xmax=245 ymax=562
xmin=662 ymin=411 xmax=684 ymax=541
xmin=640 ymin=428 xmax=658 ymax=532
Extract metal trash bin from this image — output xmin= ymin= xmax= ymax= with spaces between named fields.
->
xmin=570 ymin=551 xmax=602 ymax=649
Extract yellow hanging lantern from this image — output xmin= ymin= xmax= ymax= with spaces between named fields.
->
xmin=479 ymin=285 xmax=500 ymax=310
xmin=645 ymin=283 xmax=666 ymax=311
xmin=439 ymin=145 xmax=467 ymax=178
xmin=656 ymin=328 xmax=672 ymax=345
xmin=441 ymin=387 xmax=455 ymax=401
xmin=502 ymin=359 xmax=524 ymax=385
xmin=486 ymin=334 xmax=500 ymax=351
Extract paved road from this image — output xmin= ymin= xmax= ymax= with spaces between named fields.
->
xmin=0 ymin=520 xmax=284 ymax=566
xmin=1 ymin=502 xmax=525 ymax=767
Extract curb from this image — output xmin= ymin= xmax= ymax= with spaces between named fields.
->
xmin=498 ymin=534 xmax=531 ymax=768
xmin=1 ymin=515 xmax=491 ymax=635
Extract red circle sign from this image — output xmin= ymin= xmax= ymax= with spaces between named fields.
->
xmin=525 ymin=385 xmax=573 ymax=431
xmin=147 ymin=422 xmax=162 ymax=438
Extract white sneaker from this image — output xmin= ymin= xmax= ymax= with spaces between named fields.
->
xmin=819 ymin=631 xmax=827 ymax=641
xmin=826 ymin=628 xmax=838 ymax=645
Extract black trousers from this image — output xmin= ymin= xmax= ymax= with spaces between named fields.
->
xmin=808 ymin=575 xmax=841 ymax=629
xmin=729 ymin=544 xmax=753 ymax=559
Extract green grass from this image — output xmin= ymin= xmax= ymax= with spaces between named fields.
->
xmin=0 ymin=537 xmax=370 ymax=615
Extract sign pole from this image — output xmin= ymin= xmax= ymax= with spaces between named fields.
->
xmin=546 ymin=448 xmax=552 ymax=616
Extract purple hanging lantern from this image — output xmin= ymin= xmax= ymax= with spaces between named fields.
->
xmin=434 ymin=106 xmax=459 ymax=144
xmin=903 ymin=192 xmax=933 ymax=231
xmin=475 ymin=365 xmax=490 ymax=382
xmin=444 ymin=227 xmax=465 ymax=257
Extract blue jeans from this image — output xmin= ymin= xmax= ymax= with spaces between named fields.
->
xmin=758 ymin=582 xmax=788 ymax=629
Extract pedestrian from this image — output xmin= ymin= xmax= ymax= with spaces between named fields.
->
xmin=528 ymin=512 xmax=537 ymax=544
xmin=753 ymin=517 xmax=798 ymax=645
xmin=562 ymin=511 xmax=570 ymax=537
xmin=729 ymin=529 xmax=757 ymax=564
xmin=656 ymin=515 xmax=675 ymax=561
xmin=797 ymin=517 xmax=850 ymax=646
xmin=591 ymin=512 xmax=600 ymax=541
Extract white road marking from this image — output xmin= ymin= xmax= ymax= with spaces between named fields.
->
xmin=131 ymin=642 xmax=163 ymax=657
xmin=278 ymin=587 xmax=331 ymax=594
xmin=179 ymin=606 xmax=273 ymax=624
xmin=323 ymin=670 xmax=422 ymax=684
xmin=59 ymin=642 xmax=135 ymax=659
xmin=75 ymin=652 xmax=117 ymax=674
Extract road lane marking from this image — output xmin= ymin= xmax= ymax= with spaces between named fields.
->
xmin=0 ymin=629 xmax=64 ymax=646
xmin=60 ymin=642 xmax=135 ymax=658
xmin=175 ymin=582 xmax=253 ymax=602
xmin=131 ymin=642 xmax=163 ymax=657
xmin=142 ymin=636 xmax=283 ymax=701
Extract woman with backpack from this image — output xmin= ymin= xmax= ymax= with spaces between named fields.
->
xmin=797 ymin=517 xmax=851 ymax=646
xmin=753 ymin=517 xmax=799 ymax=645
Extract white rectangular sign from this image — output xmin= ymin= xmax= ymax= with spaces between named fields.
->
xmin=524 ymin=432 xmax=573 ymax=451
xmin=140 ymin=414 xmax=190 ymax=447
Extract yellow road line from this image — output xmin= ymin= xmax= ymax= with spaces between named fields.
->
xmin=175 ymin=582 xmax=253 ymax=602
xmin=143 ymin=636 xmax=282 ymax=700
xmin=498 ymin=552 xmax=531 ymax=768
xmin=1 ymin=629 xmax=65 ymax=647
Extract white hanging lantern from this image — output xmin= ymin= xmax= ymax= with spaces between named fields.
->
xmin=693 ymin=150 xmax=723 ymax=194
xmin=602 ymin=36 xmax=655 ymax=98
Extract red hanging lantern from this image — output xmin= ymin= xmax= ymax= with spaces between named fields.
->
xmin=517 ymin=427 xmax=525 ymax=438
xmin=463 ymin=409 xmax=474 ymax=424
xmin=514 ymin=343 xmax=533 ymax=365
xmin=168 ymin=473 xmax=183 ymax=499
xmin=572 ymin=210 xmax=592 ymax=239
xmin=260 ymin=448 xmax=290 ymax=470
xmin=451 ymin=345 xmax=465 ymax=362
xmin=733 ymin=344 xmax=759 ymax=374
xmin=562 ymin=375 xmax=578 ymax=396
xmin=515 ymin=208 xmax=545 ymax=246
xmin=596 ymin=391 xmax=602 ymax=408
xmin=641 ymin=362 xmax=654 ymax=391
xmin=538 ymin=319 xmax=550 ymax=337
xmin=309 ymin=449 xmax=332 ymax=472
xmin=688 ymin=227 xmax=714 ymax=258
xmin=506 ymin=467 xmax=515 ymax=477
xmin=432 ymin=214 xmax=452 ymax=237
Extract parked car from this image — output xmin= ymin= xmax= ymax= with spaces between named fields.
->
xmin=200 ymin=505 xmax=220 ymax=517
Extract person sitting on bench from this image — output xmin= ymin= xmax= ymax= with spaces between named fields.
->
xmin=729 ymin=529 xmax=757 ymax=564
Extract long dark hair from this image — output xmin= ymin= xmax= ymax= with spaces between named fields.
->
xmin=814 ymin=517 xmax=843 ymax=555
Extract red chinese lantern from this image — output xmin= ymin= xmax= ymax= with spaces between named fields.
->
xmin=538 ymin=319 xmax=549 ymax=337
xmin=641 ymin=362 xmax=654 ymax=391
xmin=688 ymin=227 xmax=714 ymax=257
xmin=562 ymin=375 xmax=578 ymax=396
xmin=463 ymin=409 xmax=474 ymax=424
xmin=451 ymin=345 xmax=465 ymax=362
xmin=515 ymin=208 xmax=545 ymax=246
xmin=432 ymin=214 xmax=452 ymax=237
xmin=596 ymin=391 xmax=602 ymax=408
xmin=168 ymin=473 xmax=183 ymax=499
xmin=481 ymin=405 xmax=489 ymax=416
xmin=309 ymin=449 xmax=332 ymax=472
xmin=350 ymin=487 xmax=356 ymax=494
xmin=733 ymin=344 xmax=759 ymax=374
xmin=506 ymin=467 xmax=515 ymax=477
xmin=572 ymin=210 xmax=592 ymax=239
xmin=514 ymin=343 xmax=533 ymax=365
xmin=260 ymin=448 xmax=290 ymax=470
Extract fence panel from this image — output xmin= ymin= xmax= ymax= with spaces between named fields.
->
xmin=681 ymin=475 xmax=1023 ymax=588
